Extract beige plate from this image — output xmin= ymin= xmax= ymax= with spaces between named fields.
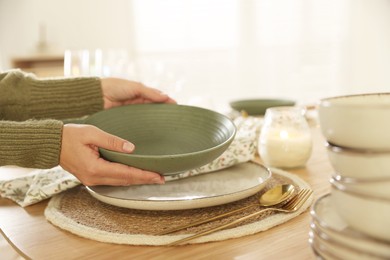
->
xmin=86 ymin=162 xmax=271 ymax=210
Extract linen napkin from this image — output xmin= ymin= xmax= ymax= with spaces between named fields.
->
xmin=0 ymin=166 xmax=80 ymax=207
xmin=0 ymin=116 xmax=263 ymax=207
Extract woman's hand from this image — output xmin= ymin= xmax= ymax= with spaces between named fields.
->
xmin=59 ymin=78 xmax=175 ymax=186
xmin=100 ymin=78 xmax=176 ymax=109
xmin=59 ymin=124 xmax=165 ymax=186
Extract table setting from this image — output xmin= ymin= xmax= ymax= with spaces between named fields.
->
xmin=0 ymin=98 xmax=320 ymax=257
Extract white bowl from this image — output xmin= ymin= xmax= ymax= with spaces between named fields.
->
xmin=318 ymin=93 xmax=390 ymax=151
xmin=327 ymin=143 xmax=390 ymax=180
xmin=310 ymin=194 xmax=390 ymax=258
xmin=331 ymin=179 xmax=390 ymax=242
xmin=332 ymin=175 xmax=390 ymax=199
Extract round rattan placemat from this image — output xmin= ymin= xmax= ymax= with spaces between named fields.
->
xmin=45 ymin=168 xmax=313 ymax=246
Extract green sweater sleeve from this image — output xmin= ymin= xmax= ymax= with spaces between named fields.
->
xmin=0 ymin=69 xmax=103 ymax=120
xmin=0 ymin=120 xmax=63 ymax=168
xmin=0 ymin=69 xmax=104 ymax=168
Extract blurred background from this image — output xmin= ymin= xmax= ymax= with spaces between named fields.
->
xmin=0 ymin=0 xmax=389 ymax=112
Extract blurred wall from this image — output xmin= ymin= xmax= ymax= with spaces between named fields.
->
xmin=0 ymin=0 xmax=389 ymax=110
xmin=0 ymin=0 xmax=135 ymax=63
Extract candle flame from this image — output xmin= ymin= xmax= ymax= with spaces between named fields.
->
xmin=279 ymin=130 xmax=289 ymax=139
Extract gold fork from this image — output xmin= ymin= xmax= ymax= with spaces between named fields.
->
xmin=166 ymin=188 xmax=313 ymax=246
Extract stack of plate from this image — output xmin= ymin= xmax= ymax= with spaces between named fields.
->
xmin=311 ymin=93 xmax=390 ymax=259
xmin=309 ymin=194 xmax=390 ymax=260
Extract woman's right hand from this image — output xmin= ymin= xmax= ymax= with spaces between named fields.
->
xmin=59 ymin=124 xmax=165 ymax=186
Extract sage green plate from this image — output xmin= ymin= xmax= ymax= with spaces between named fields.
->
xmin=230 ymin=99 xmax=296 ymax=116
xmin=85 ymin=104 xmax=236 ymax=175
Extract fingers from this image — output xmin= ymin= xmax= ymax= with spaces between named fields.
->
xmin=79 ymin=125 xmax=164 ymax=186
xmin=83 ymin=159 xmax=165 ymax=186
xmin=101 ymin=77 xmax=176 ymax=109
xmin=137 ymin=83 xmax=177 ymax=104
xmin=60 ymin=124 xmax=165 ymax=187
xmin=85 ymin=125 xmax=135 ymax=153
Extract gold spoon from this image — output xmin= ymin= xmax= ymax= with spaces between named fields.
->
xmin=156 ymin=184 xmax=295 ymax=236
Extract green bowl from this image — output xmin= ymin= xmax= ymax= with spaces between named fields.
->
xmin=230 ymin=99 xmax=296 ymax=116
xmin=85 ymin=104 xmax=236 ymax=175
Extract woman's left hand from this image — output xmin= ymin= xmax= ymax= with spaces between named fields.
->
xmin=100 ymin=78 xmax=176 ymax=109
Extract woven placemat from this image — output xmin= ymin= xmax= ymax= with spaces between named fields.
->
xmin=44 ymin=168 xmax=313 ymax=246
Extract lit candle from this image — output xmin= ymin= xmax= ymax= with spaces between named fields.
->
xmin=258 ymin=107 xmax=312 ymax=168
xmin=259 ymin=129 xmax=312 ymax=168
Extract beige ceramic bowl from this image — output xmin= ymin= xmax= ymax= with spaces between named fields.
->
xmin=326 ymin=142 xmax=390 ymax=181
xmin=331 ymin=178 xmax=390 ymax=242
xmin=318 ymin=93 xmax=390 ymax=151
xmin=332 ymin=175 xmax=390 ymax=199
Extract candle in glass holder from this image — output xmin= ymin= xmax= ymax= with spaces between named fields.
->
xmin=258 ymin=107 xmax=312 ymax=168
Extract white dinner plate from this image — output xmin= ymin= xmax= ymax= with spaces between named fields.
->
xmin=86 ymin=162 xmax=271 ymax=210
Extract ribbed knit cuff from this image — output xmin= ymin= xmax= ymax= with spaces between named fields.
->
xmin=0 ymin=120 xmax=63 ymax=169
xmin=27 ymin=76 xmax=104 ymax=120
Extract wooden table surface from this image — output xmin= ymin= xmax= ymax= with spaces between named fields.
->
xmin=0 ymin=127 xmax=333 ymax=260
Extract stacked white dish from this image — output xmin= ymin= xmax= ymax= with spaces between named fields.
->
xmin=311 ymin=93 xmax=390 ymax=259
xmin=309 ymin=194 xmax=390 ymax=260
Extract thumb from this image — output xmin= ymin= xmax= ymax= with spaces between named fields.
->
xmin=89 ymin=126 xmax=135 ymax=153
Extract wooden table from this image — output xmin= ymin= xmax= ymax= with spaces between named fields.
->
xmin=0 ymin=127 xmax=333 ymax=260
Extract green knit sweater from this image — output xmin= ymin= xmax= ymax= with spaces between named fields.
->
xmin=0 ymin=69 xmax=104 ymax=168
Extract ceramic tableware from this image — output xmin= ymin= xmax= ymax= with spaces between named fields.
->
xmin=229 ymin=99 xmax=296 ymax=116
xmin=87 ymin=162 xmax=271 ymax=210
xmin=331 ymin=178 xmax=390 ymax=242
xmin=310 ymin=194 xmax=390 ymax=259
xmin=326 ymin=142 xmax=390 ymax=181
xmin=318 ymin=93 xmax=390 ymax=151
xmin=85 ymin=104 xmax=236 ymax=175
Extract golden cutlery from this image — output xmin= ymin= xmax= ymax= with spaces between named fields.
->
xmin=167 ymin=188 xmax=313 ymax=246
xmin=156 ymin=184 xmax=295 ymax=236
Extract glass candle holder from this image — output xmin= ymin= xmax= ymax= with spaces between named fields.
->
xmin=258 ymin=106 xmax=312 ymax=168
